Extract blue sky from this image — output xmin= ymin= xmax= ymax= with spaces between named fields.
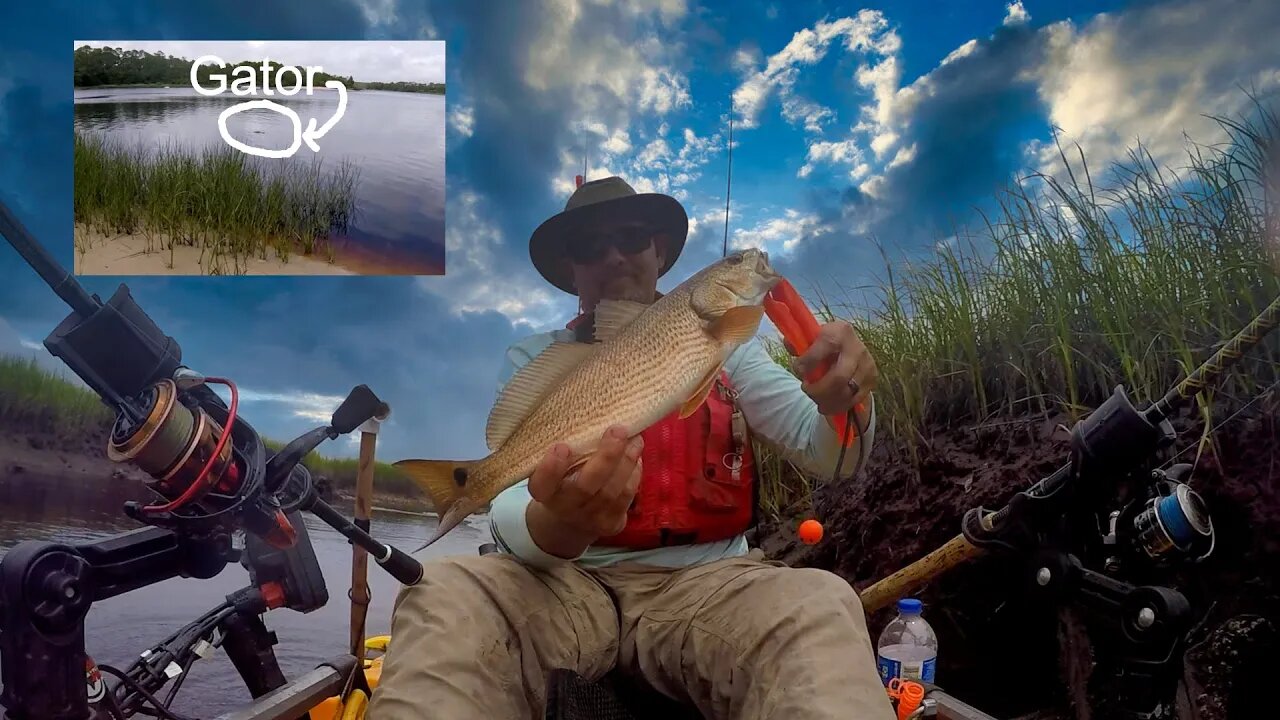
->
xmin=2 ymin=0 xmax=1279 ymax=465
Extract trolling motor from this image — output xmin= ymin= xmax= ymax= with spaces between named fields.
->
xmin=0 ymin=199 xmax=423 ymax=719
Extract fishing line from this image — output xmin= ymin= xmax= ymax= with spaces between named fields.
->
xmin=1158 ymin=377 xmax=1280 ymax=484
xmin=832 ymin=405 xmax=868 ymax=485
xmin=723 ymin=93 xmax=734 ymax=258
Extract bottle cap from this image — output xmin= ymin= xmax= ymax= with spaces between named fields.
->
xmin=897 ymin=598 xmax=922 ymax=614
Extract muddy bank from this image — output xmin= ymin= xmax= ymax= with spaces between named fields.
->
xmin=758 ymin=400 xmax=1279 ymax=719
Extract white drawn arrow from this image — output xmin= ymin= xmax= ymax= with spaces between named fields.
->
xmin=302 ymin=81 xmax=348 ymax=153
xmin=218 ymin=100 xmax=302 ymax=159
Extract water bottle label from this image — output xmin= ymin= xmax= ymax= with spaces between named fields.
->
xmin=876 ymin=654 xmax=936 ymax=685
xmin=876 ymin=655 xmax=898 ymax=686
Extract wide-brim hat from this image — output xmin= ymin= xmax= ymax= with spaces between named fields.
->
xmin=530 ymin=175 xmax=688 ymax=295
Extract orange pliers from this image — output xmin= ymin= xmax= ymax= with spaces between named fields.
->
xmin=763 ymin=278 xmax=860 ymax=447
xmin=886 ymin=678 xmax=926 ymax=720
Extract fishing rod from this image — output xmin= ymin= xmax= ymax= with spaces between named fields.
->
xmin=0 ymin=196 xmax=423 ymax=720
xmin=857 ymin=291 xmax=1280 ymax=719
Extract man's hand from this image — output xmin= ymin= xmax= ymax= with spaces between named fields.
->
xmin=525 ymin=425 xmax=642 ymax=558
xmin=793 ymin=321 xmax=877 ymax=416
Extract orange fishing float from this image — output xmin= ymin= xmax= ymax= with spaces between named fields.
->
xmin=799 ymin=519 xmax=824 ymax=544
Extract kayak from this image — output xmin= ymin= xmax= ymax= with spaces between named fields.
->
xmin=307 ymin=635 xmax=387 ymax=720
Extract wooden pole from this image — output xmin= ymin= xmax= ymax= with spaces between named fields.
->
xmin=349 ymin=411 xmax=385 ymax=667
xmin=859 ymin=533 xmax=985 ymax=613
xmin=858 ymin=512 xmax=994 ymax=614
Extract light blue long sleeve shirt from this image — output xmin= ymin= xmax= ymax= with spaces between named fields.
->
xmin=487 ymin=327 xmax=876 ymax=569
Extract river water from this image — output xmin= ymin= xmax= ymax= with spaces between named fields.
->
xmin=0 ymin=471 xmax=484 ymax=718
xmin=73 ymin=86 xmax=446 ymax=274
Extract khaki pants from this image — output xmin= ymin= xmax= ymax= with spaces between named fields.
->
xmin=366 ymin=548 xmax=896 ymax=720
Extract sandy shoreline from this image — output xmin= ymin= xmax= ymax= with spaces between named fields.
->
xmin=73 ymin=224 xmax=359 ymax=276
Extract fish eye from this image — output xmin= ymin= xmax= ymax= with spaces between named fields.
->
xmin=725 ymin=253 xmax=743 ymax=265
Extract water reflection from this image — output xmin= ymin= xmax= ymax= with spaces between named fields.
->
xmin=73 ymin=87 xmax=445 ymax=274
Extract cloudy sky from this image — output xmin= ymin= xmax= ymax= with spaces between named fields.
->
xmin=3 ymin=0 xmax=1279 ymax=465
xmin=74 ymin=40 xmax=446 ymax=84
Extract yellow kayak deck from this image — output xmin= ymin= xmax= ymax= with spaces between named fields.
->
xmin=306 ymin=635 xmax=388 ymax=720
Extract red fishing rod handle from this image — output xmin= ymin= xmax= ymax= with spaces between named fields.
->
xmin=764 ymin=278 xmax=860 ymax=446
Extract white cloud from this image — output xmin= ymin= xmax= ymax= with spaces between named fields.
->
xmin=732 ymin=11 xmax=897 ymax=130
xmin=355 ymin=0 xmax=398 ymax=26
xmin=858 ymin=175 xmax=886 ymax=199
xmin=940 ymin=39 xmax=979 ymax=66
xmin=687 ymin=206 xmax=729 ymax=242
xmin=233 ymin=387 xmax=350 ymax=423
xmin=732 ymin=45 xmax=762 ymax=75
xmin=516 ymin=1 xmax=696 ymax=208
xmin=551 ymin=124 xmax=722 ymax=203
xmin=728 ymin=209 xmax=830 ymax=255
xmin=1004 ymin=1 xmax=1031 ymax=27
xmin=636 ymin=66 xmax=692 ymax=114
xmin=732 ymin=8 xmax=957 ymax=182
xmin=522 ymin=3 xmax=690 ymax=118
xmin=638 ymin=137 xmax=672 ymax=165
xmin=615 ymin=0 xmax=688 ymax=26
xmin=1029 ymin=0 xmax=1280 ymax=181
xmin=799 ymin=139 xmax=863 ymax=178
xmin=418 ymin=191 xmax=562 ymax=329
xmin=886 ymin=142 xmax=917 ymax=170
xmin=782 ymin=96 xmax=836 ymax=134
xmin=449 ymin=102 xmax=474 ymax=138
xmin=602 ymin=128 xmax=632 ymax=156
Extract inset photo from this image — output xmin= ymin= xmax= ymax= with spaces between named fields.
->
xmin=71 ymin=40 xmax=445 ymax=276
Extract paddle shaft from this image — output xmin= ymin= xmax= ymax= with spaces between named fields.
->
xmin=349 ymin=430 xmax=377 ymax=665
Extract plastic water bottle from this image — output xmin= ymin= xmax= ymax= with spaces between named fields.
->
xmin=876 ymin=598 xmax=938 ymax=686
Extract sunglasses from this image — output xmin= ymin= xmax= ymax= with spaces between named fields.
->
xmin=567 ymin=224 xmax=656 ymax=265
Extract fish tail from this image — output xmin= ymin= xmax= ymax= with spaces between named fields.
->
xmin=393 ymin=458 xmax=481 ymax=517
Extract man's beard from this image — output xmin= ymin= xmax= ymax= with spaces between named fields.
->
xmin=601 ymin=274 xmax=654 ymax=303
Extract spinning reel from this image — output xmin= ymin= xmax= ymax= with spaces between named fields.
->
xmin=1109 ymin=465 xmax=1214 ymax=568
xmin=105 ymin=371 xmax=293 ymax=547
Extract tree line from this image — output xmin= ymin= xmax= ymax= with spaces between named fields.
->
xmin=73 ymin=46 xmax=444 ymax=94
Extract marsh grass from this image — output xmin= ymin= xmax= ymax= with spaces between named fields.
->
xmin=74 ymin=130 xmax=360 ymax=274
xmin=0 ymin=356 xmax=112 ymax=435
xmin=0 ymin=355 xmax=415 ymax=499
xmin=754 ymin=101 xmax=1280 ymax=517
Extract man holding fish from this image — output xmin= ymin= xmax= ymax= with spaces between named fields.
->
xmin=370 ymin=177 xmax=895 ymax=719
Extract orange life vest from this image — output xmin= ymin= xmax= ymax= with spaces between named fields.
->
xmin=567 ymin=312 xmax=759 ymax=549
